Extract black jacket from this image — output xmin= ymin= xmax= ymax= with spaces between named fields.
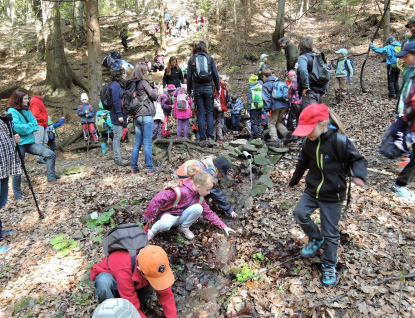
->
xmin=163 ymin=67 xmax=184 ymax=88
xmin=135 ymin=80 xmax=158 ymax=117
xmin=206 ymin=184 xmax=232 ymax=214
xmin=284 ymin=42 xmax=298 ymax=71
xmin=289 ymin=129 xmax=367 ymax=202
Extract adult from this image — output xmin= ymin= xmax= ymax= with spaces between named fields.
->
xmin=90 ymin=245 xmax=177 ymax=318
xmin=109 ymin=67 xmax=128 ymax=167
xmin=163 ymin=10 xmax=173 ymax=37
xmin=297 ymin=37 xmax=328 ymax=108
xmin=187 ymin=41 xmax=220 ymax=146
xmin=29 ymin=86 xmax=49 ymax=164
xmin=7 ymin=89 xmax=58 ymax=200
xmin=130 ymin=63 xmax=159 ymax=175
xmin=278 ymin=37 xmax=299 ymax=72
xmin=162 ymin=56 xmax=184 ymax=89
xmin=402 ymin=16 xmax=415 ymax=48
xmin=0 ymin=116 xmax=21 ymax=253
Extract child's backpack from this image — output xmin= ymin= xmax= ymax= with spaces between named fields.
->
xmin=95 ymin=113 xmax=109 ymax=133
xmin=102 ymin=223 xmax=148 ymax=273
xmin=176 ymin=93 xmax=189 ymax=110
xmin=102 ymin=56 xmax=115 ymax=69
xmin=345 ymin=58 xmax=354 ymax=83
xmin=310 ymin=52 xmax=331 ymax=86
xmin=122 ymin=79 xmax=149 ymax=116
xmin=100 ymin=83 xmax=113 ymax=111
xmin=192 ymin=52 xmax=212 ymax=84
xmin=250 ymin=84 xmax=264 ymax=110
xmin=379 ymin=124 xmax=405 ymax=159
xmin=271 ymin=80 xmax=289 ymax=101
xmin=392 ymin=46 xmax=402 ymax=68
xmin=109 ymin=50 xmax=122 ymax=60
xmin=155 ymin=55 xmax=164 ymax=65
xmin=79 ymin=104 xmax=92 ymax=112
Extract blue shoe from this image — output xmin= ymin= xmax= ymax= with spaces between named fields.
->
xmin=322 ymin=264 xmax=337 ymax=286
xmin=0 ymin=245 xmax=11 ymax=254
xmin=301 ymin=238 xmax=324 ymax=258
xmin=391 ymin=184 xmax=415 ymax=202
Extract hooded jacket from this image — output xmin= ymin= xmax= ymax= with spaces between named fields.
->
xmin=187 ymin=53 xmax=220 ymax=94
xmin=135 ymin=80 xmax=157 ymax=117
xmin=29 ymin=95 xmax=48 ymax=127
xmin=109 ymin=80 xmax=127 ymax=127
xmin=77 ymin=103 xmax=95 ymax=124
xmin=289 ymin=129 xmax=367 ymax=202
xmin=297 ymin=51 xmax=329 ymax=95
xmin=262 ymin=76 xmax=289 ymax=112
xmin=369 ymin=41 xmax=402 ymax=66
xmin=333 ymin=57 xmax=353 ymax=78
xmin=7 ymin=108 xmax=38 ymax=145
xmin=163 ymin=67 xmax=184 ymax=88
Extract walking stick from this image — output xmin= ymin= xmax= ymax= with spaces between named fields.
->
xmin=2 ymin=114 xmax=44 ymax=219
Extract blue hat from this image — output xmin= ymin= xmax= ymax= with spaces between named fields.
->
xmin=384 ymin=36 xmax=396 ymax=44
xmin=395 ymin=42 xmax=415 ymax=57
xmin=335 ymin=48 xmax=348 ymax=56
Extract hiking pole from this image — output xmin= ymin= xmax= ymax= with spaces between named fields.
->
xmin=2 ymin=114 xmax=44 ymax=219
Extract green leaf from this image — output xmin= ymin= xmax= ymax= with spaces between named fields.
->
xmin=49 ymin=234 xmax=66 ymax=245
xmin=57 ymin=248 xmax=71 ymax=258
xmin=131 ymin=199 xmax=143 ymax=205
xmin=294 ymin=268 xmax=300 ymax=273
xmin=108 ymin=208 xmax=115 ymax=216
xmin=69 ymin=241 xmax=77 ymax=249
xmin=95 ymin=226 xmax=104 ymax=233
xmin=53 ymin=241 xmax=69 ymax=250
xmin=120 ymin=200 xmax=127 ymax=206
xmin=97 ymin=212 xmax=111 ymax=223
xmin=87 ymin=219 xmax=97 ymax=229
xmin=94 ymin=235 xmax=103 ymax=242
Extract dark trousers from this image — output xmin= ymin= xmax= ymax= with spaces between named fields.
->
xmin=387 ymin=65 xmax=400 ymax=98
xmin=231 ymin=113 xmax=241 ymax=131
xmin=396 ymin=143 xmax=415 ymax=187
xmin=250 ymin=109 xmax=263 ymax=138
xmin=121 ymin=37 xmax=128 ymax=49
xmin=194 ymin=86 xmax=214 ymax=140
xmin=293 ymin=192 xmax=343 ymax=267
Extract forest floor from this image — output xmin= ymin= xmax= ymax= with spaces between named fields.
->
xmin=1 ymin=2 xmax=415 ymax=318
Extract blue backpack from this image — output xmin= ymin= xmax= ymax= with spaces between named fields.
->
xmin=271 ymin=80 xmax=289 ymax=101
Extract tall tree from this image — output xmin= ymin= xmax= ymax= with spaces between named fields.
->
xmin=85 ymin=0 xmax=102 ymax=107
xmin=42 ymin=0 xmax=86 ymax=92
xmin=272 ymin=0 xmax=285 ymax=50
xmin=32 ymin=0 xmax=45 ymax=59
xmin=158 ymin=0 xmax=166 ymax=51
xmin=383 ymin=0 xmax=390 ymax=42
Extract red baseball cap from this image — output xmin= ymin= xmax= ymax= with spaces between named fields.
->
xmin=292 ymin=104 xmax=329 ymax=137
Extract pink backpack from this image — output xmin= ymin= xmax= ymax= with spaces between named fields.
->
xmin=176 ymin=93 xmax=189 ymax=110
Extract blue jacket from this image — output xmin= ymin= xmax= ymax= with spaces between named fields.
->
xmin=230 ymin=98 xmax=244 ymax=115
xmin=109 ymin=81 xmax=127 ymax=127
xmin=297 ymin=51 xmax=329 ymax=95
xmin=262 ymin=76 xmax=289 ymax=112
xmin=247 ymin=80 xmax=264 ymax=112
xmin=77 ymin=103 xmax=95 ymax=124
xmin=7 ymin=108 xmax=38 ymax=145
xmin=369 ymin=41 xmax=401 ymax=66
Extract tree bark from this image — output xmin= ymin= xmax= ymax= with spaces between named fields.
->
xmin=32 ymin=0 xmax=45 ymax=59
xmin=85 ymin=0 xmax=102 ymax=107
xmin=158 ymin=0 xmax=166 ymax=52
xmin=42 ymin=0 xmax=87 ymax=93
xmin=272 ymin=0 xmax=285 ymax=50
xmin=383 ymin=0 xmax=390 ymax=42
xmin=76 ymin=1 xmax=85 ymax=31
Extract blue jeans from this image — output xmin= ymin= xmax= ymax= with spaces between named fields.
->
xmin=131 ymin=116 xmax=154 ymax=170
xmin=194 ymin=86 xmax=214 ymax=141
xmin=250 ymin=109 xmax=263 ymax=138
xmin=94 ymin=272 xmax=153 ymax=310
xmin=12 ymin=143 xmax=56 ymax=199
xmin=231 ymin=113 xmax=241 ymax=131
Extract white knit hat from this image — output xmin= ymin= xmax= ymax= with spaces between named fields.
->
xmin=80 ymin=93 xmax=89 ymax=101
xmin=92 ymin=298 xmax=141 ymax=318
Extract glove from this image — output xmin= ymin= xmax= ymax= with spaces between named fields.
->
xmin=229 ymin=211 xmax=237 ymax=219
xmin=223 ymin=227 xmax=235 ymax=236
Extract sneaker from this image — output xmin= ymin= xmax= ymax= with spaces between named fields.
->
xmin=147 ymin=167 xmax=161 ymax=175
xmin=396 ymin=157 xmax=410 ymax=172
xmin=178 ymin=225 xmax=195 ymax=240
xmin=391 ymin=184 xmax=415 ymax=201
xmin=48 ymin=180 xmax=60 ymax=185
xmin=198 ymin=140 xmax=208 ymax=147
xmin=207 ymin=139 xmax=216 ymax=147
xmin=0 ymin=245 xmax=11 ymax=254
xmin=147 ymin=229 xmax=155 ymax=240
xmin=131 ymin=169 xmax=139 ymax=175
xmin=321 ymin=264 xmax=337 ymax=286
xmin=115 ymin=160 xmax=128 ymax=167
xmin=300 ymin=238 xmax=324 ymax=258
xmin=121 ymin=155 xmax=130 ymax=161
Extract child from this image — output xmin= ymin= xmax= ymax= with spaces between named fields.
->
xmin=118 ymin=23 xmax=129 ymax=51
xmin=144 ymin=56 xmax=152 ymax=72
xmin=96 ymin=102 xmax=113 ymax=154
xmin=230 ymin=95 xmax=244 ymax=135
xmin=153 ymin=98 xmax=164 ymax=140
xmin=46 ymin=116 xmax=65 ymax=152
xmin=369 ymin=37 xmax=402 ymax=99
xmin=246 ymin=74 xmax=264 ymax=140
xmin=285 ymin=70 xmax=302 ymax=131
xmin=174 ymin=84 xmax=192 ymax=139
xmin=287 ymin=104 xmax=367 ymax=286
xmin=331 ymin=48 xmax=353 ymax=105
xmin=76 ymin=93 xmax=98 ymax=143
xmin=257 ymin=53 xmax=269 ymax=77
xmin=214 ymin=75 xmax=229 ymax=142
xmin=144 ymin=169 xmax=235 ymax=240
xmin=153 ymin=51 xmax=165 ymax=72
xmin=160 ymin=84 xmax=176 ymax=137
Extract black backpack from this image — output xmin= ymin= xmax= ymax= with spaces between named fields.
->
xmin=191 ymin=52 xmax=212 ymax=84
xmin=109 ymin=50 xmax=122 ymax=60
xmin=309 ymin=52 xmax=331 ymax=86
xmin=102 ymin=56 xmax=115 ymax=69
xmin=102 ymin=223 xmax=148 ymax=273
xmin=100 ymin=83 xmax=113 ymax=111
xmin=122 ymin=79 xmax=149 ymax=116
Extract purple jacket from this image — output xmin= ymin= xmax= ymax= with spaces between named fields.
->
xmin=144 ymin=178 xmax=226 ymax=229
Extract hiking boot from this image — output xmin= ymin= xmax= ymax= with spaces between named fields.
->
xmin=391 ymin=184 xmax=415 ymax=201
xmin=147 ymin=229 xmax=155 ymax=240
xmin=207 ymin=139 xmax=217 ymax=147
xmin=178 ymin=225 xmax=195 ymax=240
xmin=48 ymin=180 xmax=60 ymax=185
xmin=266 ymin=140 xmax=280 ymax=148
xmin=282 ymin=131 xmax=294 ymax=145
xmin=396 ymin=157 xmax=410 ymax=172
xmin=198 ymin=140 xmax=207 ymax=147
xmin=131 ymin=169 xmax=139 ymax=175
xmin=300 ymin=238 xmax=324 ymax=258
xmin=0 ymin=245 xmax=11 ymax=254
xmin=147 ymin=167 xmax=161 ymax=175
xmin=121 ymin=155 xmax=130 ymax=161
xmin=322 ymin=264 xmax=337 ymax=286
xmin=115 ymin=160 xmax=128 ymax=167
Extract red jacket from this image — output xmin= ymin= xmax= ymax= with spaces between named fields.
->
xmin=90 ymin=251 xmax=177 ymax=318
xmin=29 ymin=95 xmax=48 ymax=127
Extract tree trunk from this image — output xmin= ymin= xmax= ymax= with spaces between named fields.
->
xmin=85 ymin=0 xmax=102 ymax=107
xmin=383 ymin=0 xmax=390 ymax=42
xmin=42 ymin=0 xmax=87 ymax=93
xmin=10 ymin=0 xmax=15 ymax=56
xmin=272 ymin=0 xmax=285 ymax=50
xmin=298 ymin=0 xmax=304 ymax=24
xmin=158 ymin=0 xmax=166 ymax=52
xmin=76 ymin=1 xmax=84 ymax=31
xmin=32 ymin=0 xmax=45 ymax=59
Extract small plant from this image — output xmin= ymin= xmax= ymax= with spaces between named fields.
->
xmin=252 ymin=252 xmax=265 ymax=261
xmin=71 ymin=293 xmax=90 ymax=306
xmin=131 ymin=199 xmax=143 ymax=205
xmin=172 ymin=264 xmax=184 ymax=271
xmin=87 ymin=208 xmax=116 ymax=242
xmin=234 ymin=264 xmax=259 ymax=282
xmin=37 ymin=297 xmax=44 ymax=305
xmin=176 ymin=234 xmax=184 ymax=245
xmin=49 ymin=234 xmax=77 ymax=258
xmin=0 ymin=265 xmax=14 ymax=278
xmin=120 ymin=200 xmax=127 ymax=206
xmin=277 ymin=283 xmax=285 ymax=293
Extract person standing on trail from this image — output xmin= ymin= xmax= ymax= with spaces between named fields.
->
xmin=402 ymin=16 xmax=415 ymax=48
xmin=91 ymin=245 xmax=177 ymax=318
xmin=29 ymin=86 xmax=49 ymax=164
xmin=287 ymin=104 xmax=367 ymax=286
xmin=278 ymin=37 xmax=299 ymax=72
xmin=369 ymin=36 xmax=402 ymax=100
xmin=187 ymin=41 xmax=220 ymax=147
xmin=331 ymin=48 xmax=353 ymax=105
xmin=162 ymin=56 xmax=184 ymax=89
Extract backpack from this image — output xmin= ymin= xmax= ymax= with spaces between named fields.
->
xmin=155 ymin=55 xmax=164 ymax=65
xmin=392 ymin=46 xmax=401 ymax=69
xmin=100 ymin=83 xmax=113 ymax=111
xmin=102 ymin=56 xmax=115 ymax=69
xmin=310 ymin=52 xmax=331 ymax=86
xmin=122 ymin=79 xmax=149 ymax=116
xmin=95 ymin=114 xmax=109 ymax=133
xmin=192 ymin=52 xmax=212 ymax=84
xmin=379 ymin=124 xmax=405 ymax=159
xmin=271 ymin=80 xmax=289 ymax=101
xmin=345 ymin=58 xmax=354 ymax=83
xmin=80 ymin=104 xmax=92 ymax=112
xmin=334 ymin=133 xmax=353 ymax=208
xmin=102 ymin=223 xmax=148 ymax=273
xmin=250 ymin=84 xmax=264 ymax=110
xmin=176 ymin=93 xmax=189 ymax=110
xmin=109 ymin=50 xmax=122 ymax=60
xmin=162 ymin=186 xmax=204 ymax=210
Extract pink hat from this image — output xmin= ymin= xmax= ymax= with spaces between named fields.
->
xmin=287 ymin=70 xmax=296 ymax=78
xmin=292 ymin=104 xmax=329 ymax=137
xmin=167 ymin=84 xmax=176 ymax=91
xmin=181 ymin=83 xmax=187 ymax=91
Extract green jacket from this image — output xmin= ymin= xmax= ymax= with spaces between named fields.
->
xmin=332 ymin=57 xmax=353 ymax=78
xmin=7 ymin=108 xmax=38 ymax=145
xmin=119 ymin=27 xmax=128 ymax=39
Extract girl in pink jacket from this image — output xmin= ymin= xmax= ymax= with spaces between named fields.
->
xmin=173 ymin=84 xmax=192 ymax=139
